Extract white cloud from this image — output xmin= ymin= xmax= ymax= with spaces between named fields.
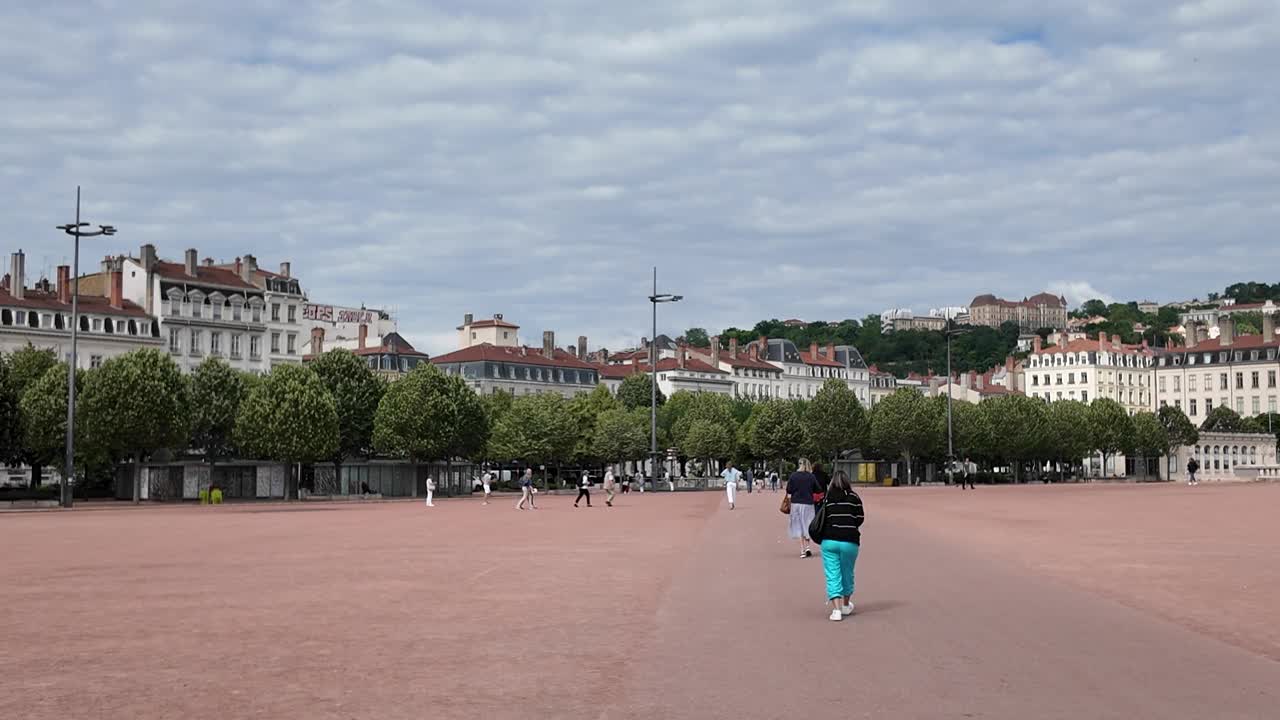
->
xmin=1048 ymin=282 xmax=1116 ymax=308
xmin=1 ymin=0 xmax=1277 ymax=354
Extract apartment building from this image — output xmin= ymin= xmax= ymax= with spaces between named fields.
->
xmin=969 ymin=292 xmax=1068 ymax=331
xmin=1155 ymin=313 xmax=1279 ymax=422
xmin=432 ymin=314 xmax=599 ymax=397
xmin=1024 ymin=332 xmax=1154 ymax=414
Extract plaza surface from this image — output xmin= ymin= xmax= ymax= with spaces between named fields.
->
xmin=2 ymin=483 xmax=1278 ymax=720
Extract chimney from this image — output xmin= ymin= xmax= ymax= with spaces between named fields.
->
xmin=543 ymin=330 xmax=555 ymax=358
xmin=729 ymin=337 xmax=739 ymax=358
xmin=463 ymin=313 xmax=474 ymax=326
xmin=1112 ymin=333 xmax=1122 ymax=349
xmin=234 ymin=257 xmax=243 ymax=278
xmin=1185 ymin=324 xmax=1198 ymax=349
xmin=710 ymin=335 xmax=721 ymax=365
xmin=140 ymin=244 xmax=158 ymax=272
xmin=1098 ymin=332 xmax=1108 ymax=352
xmin=8 ymin=250 xmax=24 ymax=300
xmin=358 ymin=323 xmax=368 ymax=350
xmin=577 ymin=335 xmax=587 ymax=359
xmin=678 ymin=345 xmax=687 ymax=369
xmin=1219 ymin=316 xmax=1234 ymax=347
xmin=56 ymin=265 xmax=71 ymax=304
xmin=109 ymin=266 xmax=124 ymax=310
xmin=0 ymin=273 xmax=8 ymax=291
xmin=825 ymin=342 xmax=835 ymax=360
xmin=311 ymin=327 xmax=325 ymax=355
xmin=203 ymin=257 xmax=215 ymax=267
xmin=241 ymin=254 xmax=257 ymax=283
xmin=1005 ymin=355 xmax=1014 ymax=373
xmin=279 ymin=261 xmax=291 ymax=279
xmin=1263 ymin=302 xmax=1275 ymax=344
xmin=494 ymin=313 xmax=503 ymax=321
xmin=977 ymin=373 xmax=985 ymax=390
xmin=967 ymin=370 xmax=977 ymax=389
xmin=810 ymin=341 xmax=819 ymax=358
xmin=185 ymin=248 xmax=198 ymax=277
xmin=1032 ymin=335 xmax=1042 ymax=352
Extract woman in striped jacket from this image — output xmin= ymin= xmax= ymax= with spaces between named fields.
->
xmin=816 ymin=471 xmax=865 ymax=621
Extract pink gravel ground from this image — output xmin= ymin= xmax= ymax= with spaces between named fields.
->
xmin=2 ymin=483 xmax=1277 ymax=719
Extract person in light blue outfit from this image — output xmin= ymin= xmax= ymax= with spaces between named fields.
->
xmin=813 ymin=471 xmax=865 ymax=621
xmin=721 ymin=461 xmax=742 ymax=509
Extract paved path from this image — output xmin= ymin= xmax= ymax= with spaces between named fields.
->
xmin=612 ymin=489 xmax=1279 ymax=720
xmin=2 ymin=486 xmax=1277 ymax=719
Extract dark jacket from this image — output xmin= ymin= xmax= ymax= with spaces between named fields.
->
xmin=786 ymin=472 xmax=821 ymax=505
xmin=818 ymin=486 xmax=865 ymax=545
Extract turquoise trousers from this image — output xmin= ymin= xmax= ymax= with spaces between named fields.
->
xmin=821 ymin=540 xmax=860 ymax=600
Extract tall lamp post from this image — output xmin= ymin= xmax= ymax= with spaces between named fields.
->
xmin=648 ymin=267 xmax=682 ymax=487
xmin=943 ymin=318 xmax=969 ymax=487
xmin=56 ymin=186 xmax=117 ymax=509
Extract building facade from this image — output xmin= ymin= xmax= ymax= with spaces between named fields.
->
xmin=1024 ymin=332 xmax=1154 ymax=414
xmin=1154 ymin=314 xmax=1279 ymax=423
xmin=599 ymin=350 xmax=734 ymax=397
xmin=747 ymin=338 xmax=855 ymax=400
xmin=2 ymin=250 xmax=162 ymax=369
xmin=969 ymin=292 xmax=1069 ymax=331
xmin=433 ymin=316 xmax=598 ymax=397
xmin=1169 ymin=431 xmax=1278 ymax=483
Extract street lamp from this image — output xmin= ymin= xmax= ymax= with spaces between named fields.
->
xmin=648 ymin=267 xmax=682 ymax=488
xmin=943 ymin=318 xmax=970 ymax=488
xmin=55 ymin=186 xmax=117 ymax=509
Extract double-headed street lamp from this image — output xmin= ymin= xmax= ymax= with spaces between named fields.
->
xmin=55 ymin=186 xmax=117 ymax=509
xmin=943 ymin=318 xmax=969 ymax=487
xmin=648 ymin=267 xmax=682 ymax=487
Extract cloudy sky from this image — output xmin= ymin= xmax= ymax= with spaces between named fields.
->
xmin=4 ymin=1 xmax=1278 ymax=354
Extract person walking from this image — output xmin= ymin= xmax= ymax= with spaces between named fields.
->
xmin=745 ymin=467 xmax=754 ymax=494
xmin=574 ymin=470 xmax=593 ymax=507
xmin=516 ymin=468 xmax=537 ymax=510
xmin=721 ymin=461 xmax=743 ymax=510
xmin=786 ymin=459 xmax=822 ymax=557
xmin=962 ymin=458 xmax=975 ymax=490
xmin=812 ymin=462 xmax=830 ymax=505
xmin=481 ymin=470 xmax=493 ymax=505
xmin=813 ymin=470 xmax=865 ymax=621
xmin=424 ymin=477 xmax=436 ymax=507
xmin=769 ymin=470 xmax=779 ymax=493
xmin=603 ymin=465 xmax=617 ymax=507
xmin=665 ymin=469 xmax=675 ymax=492
xmin=1187 ymin=457 xmax=1200 ymax=486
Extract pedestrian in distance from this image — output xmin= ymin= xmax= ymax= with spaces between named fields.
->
xmin=962 ymin=458 xmax=975 ymax=490
xmin=745 ymin=467 xmax=754 ymax=494
xmin=786 ymin=458 xmax=822 ymax=558
xmin=769 ymin=470 xmax=779 ymax=493
xmin=665 ymin=469 xmax=675 ymax=492
xmin=575 ymin=470 xmax=593 ymax=507
xmin=1187 ymin=457 xmax=1200 ymax=485
xmin=604 ymin=465 xmax=617 ymax=507
xmin=516 ymin=468 xmax=537 ymax=510
xmin=481 ymin=470 xmax=493 ymax=505
xmin=636 ymin=470 xmax=646 ymax=493
xmin=424 ymin=477 xmax=436 ymax=507
xmin=812 ymin=470 xmax=865 ymax=621
xmin=721 ymin=461 xmax=743 ymax=510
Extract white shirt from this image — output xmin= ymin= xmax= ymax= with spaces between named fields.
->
xmin=604 ymin=471 xmax=615 ymax=487
xmin=721 ymin=468 xmax=742 ymax=485
xmin=581 ymin=474 xmax=591 ymax=488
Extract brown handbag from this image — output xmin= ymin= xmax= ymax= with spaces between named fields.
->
xmin=779 ymin=495 xmax=791 ymax=514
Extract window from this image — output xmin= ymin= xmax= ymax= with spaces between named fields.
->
xmin=1252 ymin=372 xmax=1260 ymax=389
xmin=1158 ymin=377 xmax=1166 ymax=392
xmin=212 ymin=300 xmax=223 ymax=320
xmin=1174 ymin=376 xmax=1181 ymax=392
xmin=1236 ymin=372 xmax=1244 ymax=390
xmin=92 ymin=318 xmax=103 ymax=332
xmin=1175 ymin=399 xmax=1181 ymax=410
xmin=89 ymin=355 xmax=103 ymax=369
xmin=192 ymin=299 xmax=203 ymax=319
xmin=231 ymin=334 xmax=242 ymax=358
xmin=287 ymin=305 xmax=296 ymax=323
xmin=271 ymin=303 xmax=281 ymax=322
xmin=169 ymin=328 xmax=181 ymax=353
xmin=1206 ymin=399 xmax=1213 ymax=414
xmin=189 ymin=329 xmax=203 ymax=356
xmin=1190 ymin=399 xmax=1198 ymax=416
xmin=1252 ymin=397 xmax=1260 ymax=415
xmin=1236 ymin=397 xmax=1244 ymax=413
xmin=1080 ymin=372 xmax=1088 ymax=383
xmin=1271 ymin=397 xmax=1277 ymax=413
xmin=232 ymin=302 xmax=243 ymax=321
xmin=271 ymin=332 xmax=281 ymax=353
xmin=1032 ymin=375 xmax=1039 ymax=386
xmin=287 ymin=334 xmax=296 ymax=355
xmin=1189 ymin=375 xmax=1197 ymax=391
xmin=250 ymin=335 xmax=261 ymax=358
xmin=211 ymin=332 xmax=222 ymax=355
xmin=1220 ymin=373 xmax=1228 ymax=391
xmin=1068 ymin=373 xmax=1075 ymax=384
xmin=169 ymin=298 xmax=181 ymax=316
xmin=251 ymin=304 xmax=262 ymax=323
xmin=1081 ymin=390 xmax=1088 ymax=402
xmin=1056 ymin=374 xmax=1062 ymax=385
xmin=1204 ymin=373 xmax=1212 ymax=391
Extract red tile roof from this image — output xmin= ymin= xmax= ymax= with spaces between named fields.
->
xmin=1034 ymin=337 xmax=1151 ymax=356
xmin=0 ymin=288 xmax=151 ymax=318
xmin=431 ymin=343 xmax=594 ymax=369
xmin=458 ymin=318 xmax=520 ymax=330
xmin=152 ymin=261 xmax=257 ymax=290
xmin=799 ymin=350 xmax=843 ymax=368
xmin=596 ymin=357 xmax=729 ymax=378
xmin=1176 ymin=334 xmax=1280 ymax=353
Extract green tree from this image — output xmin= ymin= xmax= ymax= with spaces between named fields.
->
xmin=1089 ymin=398 xmax=1134 ymax=478
xmin=683 ymin=419 xmax=734 ymax=474
xmin=682 ymin=328 xmax=711 ymax=348
xmin=236 ymin=364 xmax=339 ymax=493
xmin=187 ymin=358 xmax=250 ymax=467
xmin=617 ymin=373 xmax=664 ymax=411
xmin=1046 ymin=400 xmax=1092 ymax=481
xmin=1132 ymin=411 xmax=1169 ymax=479
xmin=479 ymin=389 xmax=515 ymax=462
xmin=950 ymin=398 xmax=992 ymax=465
xmin=672 ymin=392 xmax=736 ymax=452
xmin=568 ymin=384 xmax=621 ymax=465
xmin=5 ymin=345 xmax=57 ymax=485
xmin=79 ymin=350 xmax=190 ymax=502
xmin=592 ymin=407 xmax=648 ymax=466
xmin=488 ymin=392 xmax=577 ymax=483
xmin=309 ymin=349 xmax=386 ymax=487
xmin=983 ymin=394 xmax=1050 ymax=482
xmin=1158 ymin=404 xmax=1200 ymax=469
xmin=802 ymin=379 xmax=867 ymax=465
xmin=869 ymin=389 xmax=935 ymax=484
xmin=373 ymin=364 xmax=487 ymax=483
xmin=1200 ymin=405 xmax=1248 ymax=433
xmin=750 ymin=400 xmax=805 ymax=473
xmin=0 ymin=353 xmax=21 ymax=467
xmin=18 ymin=364 xmax=87 ymax=485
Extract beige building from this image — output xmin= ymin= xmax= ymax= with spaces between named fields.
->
xmin=1025 ymin=332 xmax=1154 ymax=414
xmin=433 ymin=314 xmax=598 ymax=398
xmin=1169 ymin=431 xmax=1278 ymax=482
xmin=687 ymin=336 xmax=784 ymax=400
xmin=969 ymin=292 xmax=1068 ymax=331
xmin=1154 ymin=314 xmax=1279 ymax=423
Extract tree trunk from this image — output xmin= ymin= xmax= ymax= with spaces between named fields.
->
xmin=132 ymin=452 xmax=143 ymax=503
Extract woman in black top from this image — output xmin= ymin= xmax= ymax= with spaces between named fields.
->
xmin=786 ymin=459 xmax=822 ymax=558
xmin=817 ymin=471 xmax=865 ymax=621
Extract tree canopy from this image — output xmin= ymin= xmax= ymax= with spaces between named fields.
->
xmin=1089 ymin=398 xmax=1135 ymax=475
xmin=617 ymin=373 xmax=664 ymax=411
xmin=868 ymin=389 xmax=935 ymax=471
xmin=749 ymin=399 xmax=805 ymax=462
xmin=187 ymin=357 xmax=250 ymax=465
xmin=1200 ymin=405 xmax=1250 ymax=433
xmin=309 ymin=349 xmax=386 ymax=466
xmin=488 ymin=391 xmax=577 ymax=466
xmin=236 ymin=364 xmax=339 ymax=465
xmin=592 ymin=407 xmax=648 ymax=464
xmin=1158 ymin=405 xmax=1199 ymax=452
xmin=802 ymin=378 xmax=867 ymax=463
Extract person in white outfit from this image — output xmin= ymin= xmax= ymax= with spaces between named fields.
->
xmin=481 ymin=470 xmax=493 ymax=505
xmin=603 ymin=466 xmax=617 ymax=507
xmin=721 ymin=462 xmax=742 ymax=510
xmin=425 ymin=477 xmax=436 ymax=507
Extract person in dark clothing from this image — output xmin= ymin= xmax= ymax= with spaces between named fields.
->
xmin=815 ymin=471 xmax=865 ymax=621
xmin=574 ymin=471 xmax=593 ymax=507
xmin=786 ymin=459 xmax=823 ymax=558
xmin=812 ymin=463 xmax=830 ymax=505
xmin=1187 ymin=457 xmax=1200 ymax=486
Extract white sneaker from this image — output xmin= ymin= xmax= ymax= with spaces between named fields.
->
xmin=841 ymin=603 xmax=854 ymax=616
xmin=829 ymin=608 xmax=843 ymax=622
